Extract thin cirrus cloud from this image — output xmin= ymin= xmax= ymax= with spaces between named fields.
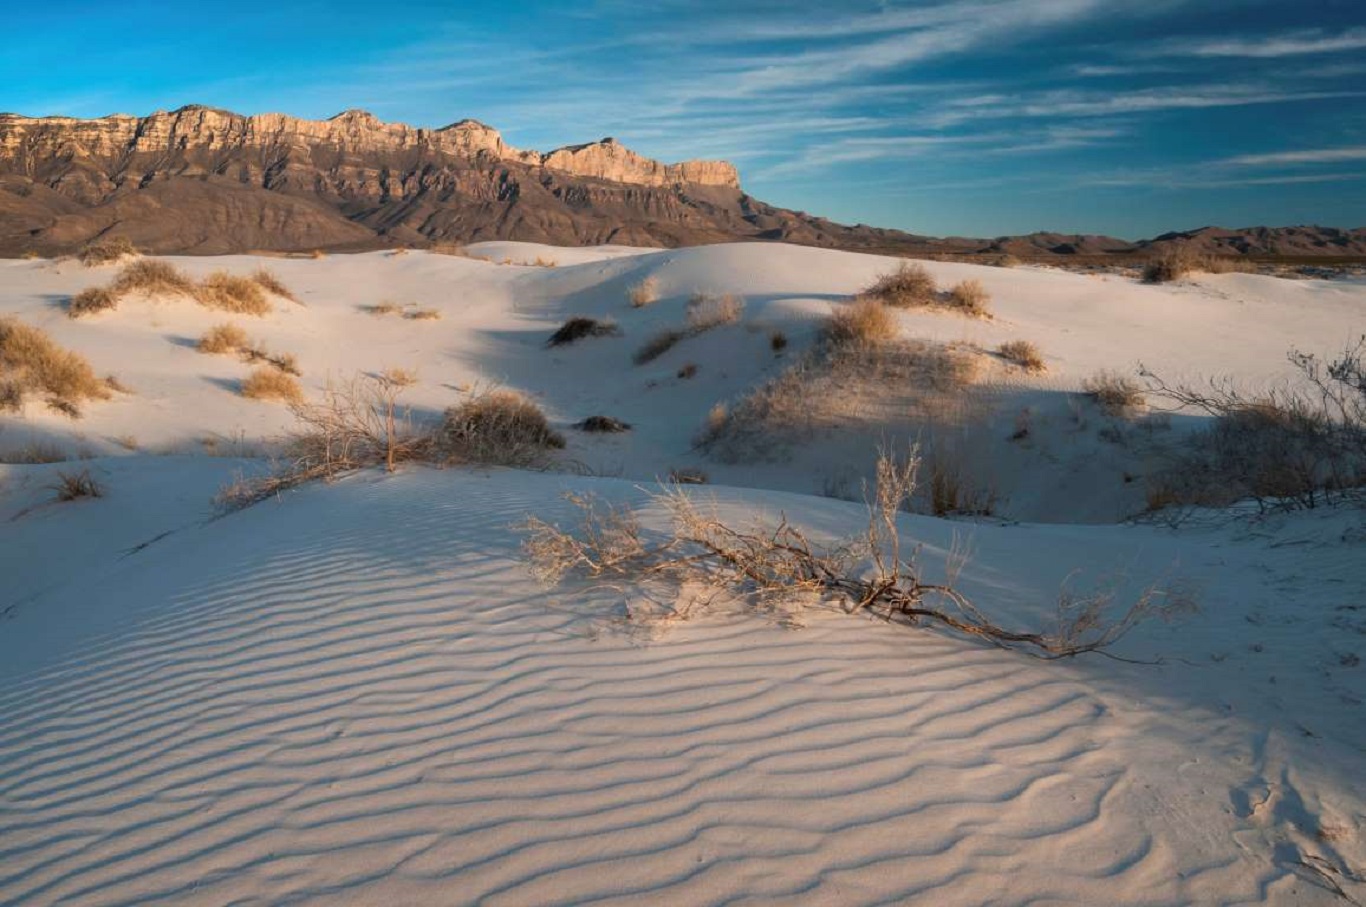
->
xmin=1155 ymin=27 xmax=1366 ymax=58
xmin=1219 ymin=147 xmax=1366 ymax=167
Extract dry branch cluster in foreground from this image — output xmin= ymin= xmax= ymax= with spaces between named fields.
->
xmin=521 ymin=448 xmax=1194 ymax=658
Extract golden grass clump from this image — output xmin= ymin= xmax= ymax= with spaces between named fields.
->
xmin=240 ymin=367 xmax=303 ymax=404
xmin=1083 ymin=370 xmax=1145 ymax=417
xmin=634 ymin=328 xmax=687 ymax=364
xmin=250 ymin=268 xmax=298 ymax=302
xmin=686 ymin=292 xmax=745 ymax=331
xmin=0 ymin=317 xmax=112 ymax=415
xmin=197 ymin=271 xmax=271 ymax=315
xmin=111 ymin=259 xmax=196 ymax=298
xmin=627 ymin=276 xmax=660 ymax=308
xmin=78 ymin=236 xmax=137 ymax=266
xmin=405 ymin=308 xmax=442 ymax=321
xmin=439 ymin=389 xmax=565 ymax=465
xmin=68 ymin=286 xmax=119 ymax=318
xmin=945 ymin=279 xmax=991 ymax=317
xmin=50 ymin=468 xmax=103 ymax=501
xmin=825 ymin=298 xmax=898 ymax=348
xmin=366 ymin=301 xmax=405 ymax=316
xmin=997 ymin=339 xmax=1046 ymax=372
xmin=861 ymin=261 xmax=937 ymax=308
xmin=197 ymin=323 xmax=250 ymax=355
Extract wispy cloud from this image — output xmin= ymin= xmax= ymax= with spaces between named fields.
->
xmin=1219 ymin=147 xmax=1366 ymax=167
xmin=1155 ymin=27 xmax=1366 ymax=59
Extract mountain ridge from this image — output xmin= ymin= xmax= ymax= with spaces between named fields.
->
xmin=1 ymin=106 xmax=1363 ymax=259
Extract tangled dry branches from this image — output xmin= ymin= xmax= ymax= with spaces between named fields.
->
xmin=522 ymin=448 xmax=1193 ymax=658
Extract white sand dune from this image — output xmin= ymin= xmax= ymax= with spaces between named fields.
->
xmin=2 ymin=242 xmax=1364 ymax=904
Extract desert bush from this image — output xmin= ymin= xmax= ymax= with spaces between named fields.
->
xmin=78 ymin=236 xmax=137 ymax=266
xmin=0 ymin=440 xmax=67 ymax=463
xmin=635 ymin=328 xmax=686 ymax=364
xmin=576 ymin=415 xmax=632 ymax=433
xmin=770 ymin=330 xmax=788 ymax=353
xmin=366 ymin=301 xmax=404 ymax=316
xmin=67 ymin=287 xmax=119 ymax=318
xmin=677 ymin=362 xmax=699 ymax=379
xmin=50 ymin=468 xmax=103 ymax=501
xmin=1083 ymin=371 xmax=1145 ymax=417
xmin=533 ymin=256 xmax=558 ymax=268
xmin=521 ymin=447 xmax=1193 ymax=655
xmin=547 ymin=316 xmax=620 ymax=347
xmin=1142 ymin=339 xmax=1366 ymax=511
xmin=197 ymin=323 xmax=250 ymax=355
xmin=1141 ymin=247 xmax=1250 ymax=283
xmin=627 ymin=276 xmax=659 ymax=308
xmin=240 ymin=367 xmax=303 ymax=403
xmin=430 ymin=242 xmax=468 ymax=257
xmin=111 ymin=259 xmax=196 ymax=298
xmin=0 ymin=318 xmax=112 ymax=415
xmin=997 ymin=339 xmax=1046 ymax=372
xmin=686 ymin=292 xmax=745 ymax=331
xmin=825 ymin=298 xmax=897 ymax=348
xmin=405 ymin=308 xmax=442 ymax=321
xmin=945 ymin=279 xmax=991 ymax=317
xmin=667 ymin=467 xmax=708 ymax=485
xmin=438 ymin=389 xmax=565 ymax=466
xmin=926 ymin=448 xmax=997 ymax=517
xmin=861 ymin=261 xmax=937 ymax=308
xmin=197 ymin=271 xmax=271 ymax=315
xmin=250 ymin=268 xmax=298 ymax=302
xmin=244 ymin=347 xmax=301 ymax=376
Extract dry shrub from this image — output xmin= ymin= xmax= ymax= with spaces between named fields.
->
xmin=521 ymin=446 xmax=1194 ymax=656
xmin=111 ymin=259 xmax=196 ymax=298
xmin=861 ymin=261 xmax=937 ymax=308
xmin=1142 ymin=247 xmax=1253 ymax=283
xmin=998 ymin=339 xmax=1046 ymax=372
xmin=240 ymin=367 xmax=303 ymax=404
xmin=926 ymin=448 xmax=996 ymax=517
xmin=946 ymin=279 xmax=991 ymax=317
xmin=244 ymin=347 xmax=301 ymax=376
xmin=533 ymin=256 xmax=559 ymax=268
xmin=197 ymin=323 xmax=249 ymax=355
xmin=634 ymin=328 xmax=686 ymax=364
xmin=50 ymin=468 xmax=103 ymax=501
xmin=439 ymin=389 xmax=565 ymax=466
xmin=366 ymin=301 xmax=404 ymax=316
xmin=0 ymin=440 xmax=67 ymax=464
xmin=0 ymin=318 xmax=112 ymax=415
xmin=667 ymin=467 xmax=708 ymax=485
xmin=994 ymin=253 xmax=1022 ymax=268
xmin=628 ymin=277 xmax=660 ymax=308
xmin=770 ymin=331 xmax=789 ymax=353
xmin=825 ymin=298 xmax=897 ymax=348
xmin=548 ymin=316 xmax=620 ymax=347
xmin=381 ymin=367 xmax=419 ymax=388
xmin=250 ymin=268 xmax=298 ymax=303
xmin=78 ymin=236 xmax=137 ymax=266
xmin=198 ymin=271 xmax=271 ymax=315
xmin=576 ymin=415 xmax=631 ymax=433
xmin=405 ymin=308 xmax=442 ymax=321
xmin=1083 ymin=371 xmax=1145 ymax=417
xmin=68 ymin=287 xmax=118 ymax=318
xmin=309 ymin=249 xmax=326 ymax=260
xmin=677 ymin=362 xmax=699 ymax=380
xmin=430 ymin=242 xmax=468 ymax=257
xmin=686 ymin=292 xmax=745 ymax=331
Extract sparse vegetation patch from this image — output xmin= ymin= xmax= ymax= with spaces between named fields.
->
xmin=0 ymin=318 xmax=112 ymax=416
xmin=628 ymin=276 xmax=660 ymax=308
xmin=240 ymin=367 xmax=303 ymax=404
xmin=548 ymin=316 xmax=620 ymax=347
xmin=78 ymin=236 xmax=137 ymax=266
xmin=997 ymin=340 xmax=1046 ymax=372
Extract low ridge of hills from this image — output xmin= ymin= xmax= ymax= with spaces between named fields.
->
xmin=0 ymin=105 xmax=1362 ymax=259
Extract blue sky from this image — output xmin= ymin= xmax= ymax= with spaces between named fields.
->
xmin=5 ymin=0 xmax=1364 ymax=238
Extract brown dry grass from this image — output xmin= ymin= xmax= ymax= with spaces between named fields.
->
xmin=548 ymin=317 xmax=620 ymax=347
xmin=240 ymin=367 xmax=303 ymax=404
xmin=439 ymin=389 xmax=565 ymax=466
xmin=861 ymin=261 xmax=937 ymax=308
xmin=197 ymin=323 xmax=249 ymax=354
xmin=366 ymin=301 xmax=405 ymax=316
xmin=686 ymin=292 xmax=745 ymax=331
xmin=634 ymin=328 xmax=687 ymax=364
xmin=945 ymin=279 xmax=991 ymax=317
xmin=78 ymin=236 xmax=137 ymax=266
xmin=1143 ymin=247 xmax=1255 ymax=283
xmin=68 ymin=287 xmax=119 ymax=318
xmin=997 ymin=339 xmax=1046 ymax=372
xmin=628 ymin=276 xmax=660 ymax=308
xmin=825 ymin=298 xmax=898 ymax=347
xmin=111 ymin=259 xmax=197 ymax=299
xmin=1083 ymin=370 xmax=1145 ymax=417
xmin=50 ymin=468 xmax=103 ymax=501
xmin=198 ymin=271 xmax=271 ymax=315
xmin=0 ymin=318 xmax=112 ymax=416
xmin=405 ymin=308 xmax=442 ymax=321
xmin=250 ymin=268 xmax=298 ymax=303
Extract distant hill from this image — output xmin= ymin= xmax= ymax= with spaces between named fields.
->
xmin=1 ymin=106 xmax=1362 ymax=259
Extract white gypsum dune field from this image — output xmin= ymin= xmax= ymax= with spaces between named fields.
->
xmin=1 ymin=242 xmax=1364 ymax=905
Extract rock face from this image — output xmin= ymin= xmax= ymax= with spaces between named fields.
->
xmin=0 ymin=105 xmax=1361 ymax=258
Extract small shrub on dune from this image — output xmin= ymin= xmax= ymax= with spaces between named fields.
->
xmin=439 ymin=389 xmax=565 ymax=466
xmin=576 ymin=415 xmax=632 ymax=433
xmin=770 ymin=330 xmax=788 ymax=353
xmin=946 ymin=279 xmax=991 ymax=317
xmin=627 ymin=276 xmax=659 ymax=308
xmin=0 ymin=318 xmax=112 ymax=415
xmin=686 ymin=292 xmax=745 ymax=331
xmin=825 ymin=298 xmax=897 ymax=348
xmin=111 ymin=259 xmax=196 ymax=298
xmin=78 ymin=236 xmax=137 ymax=266
xmin=0 ymin=440 xmax=67 ymax=463
xmin=1083 ymin=370 xmax=1144 ymax=417
xmin=240 ymin=367 xmax=303 ymax=404
xmin=197 ymin=323 xmax=249 ymax=354
xmin=250 ymin=268 xmax=298 ymax=303
xmin=548 ymin=316 xmax=619 ymax=347
xmin=197 ymin=271 xmax=271 ymax=315
xmin=667 ymin=467 xmax=709 ymax=485
xmin=68 ymin=287 xmax=118 ymax=318
xmin=635 ymin=328 xmax=686 ymax=364
xmin=998 ymin=339 xmax=1046 ymax=372
xmin=366 ymin=301 xmax=404 ymax=316
xmin=405 ymin=308 xmax=442 ymax=321
xmin=861 ymin=261 xmax=937 ymax=308
xmin=677 ymin=362 xmax=698 ymax=379
xmin=50 ymin=468 xmax=103 ymax=501
xmin=430 ymin=242 xmax=468 ymax=257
